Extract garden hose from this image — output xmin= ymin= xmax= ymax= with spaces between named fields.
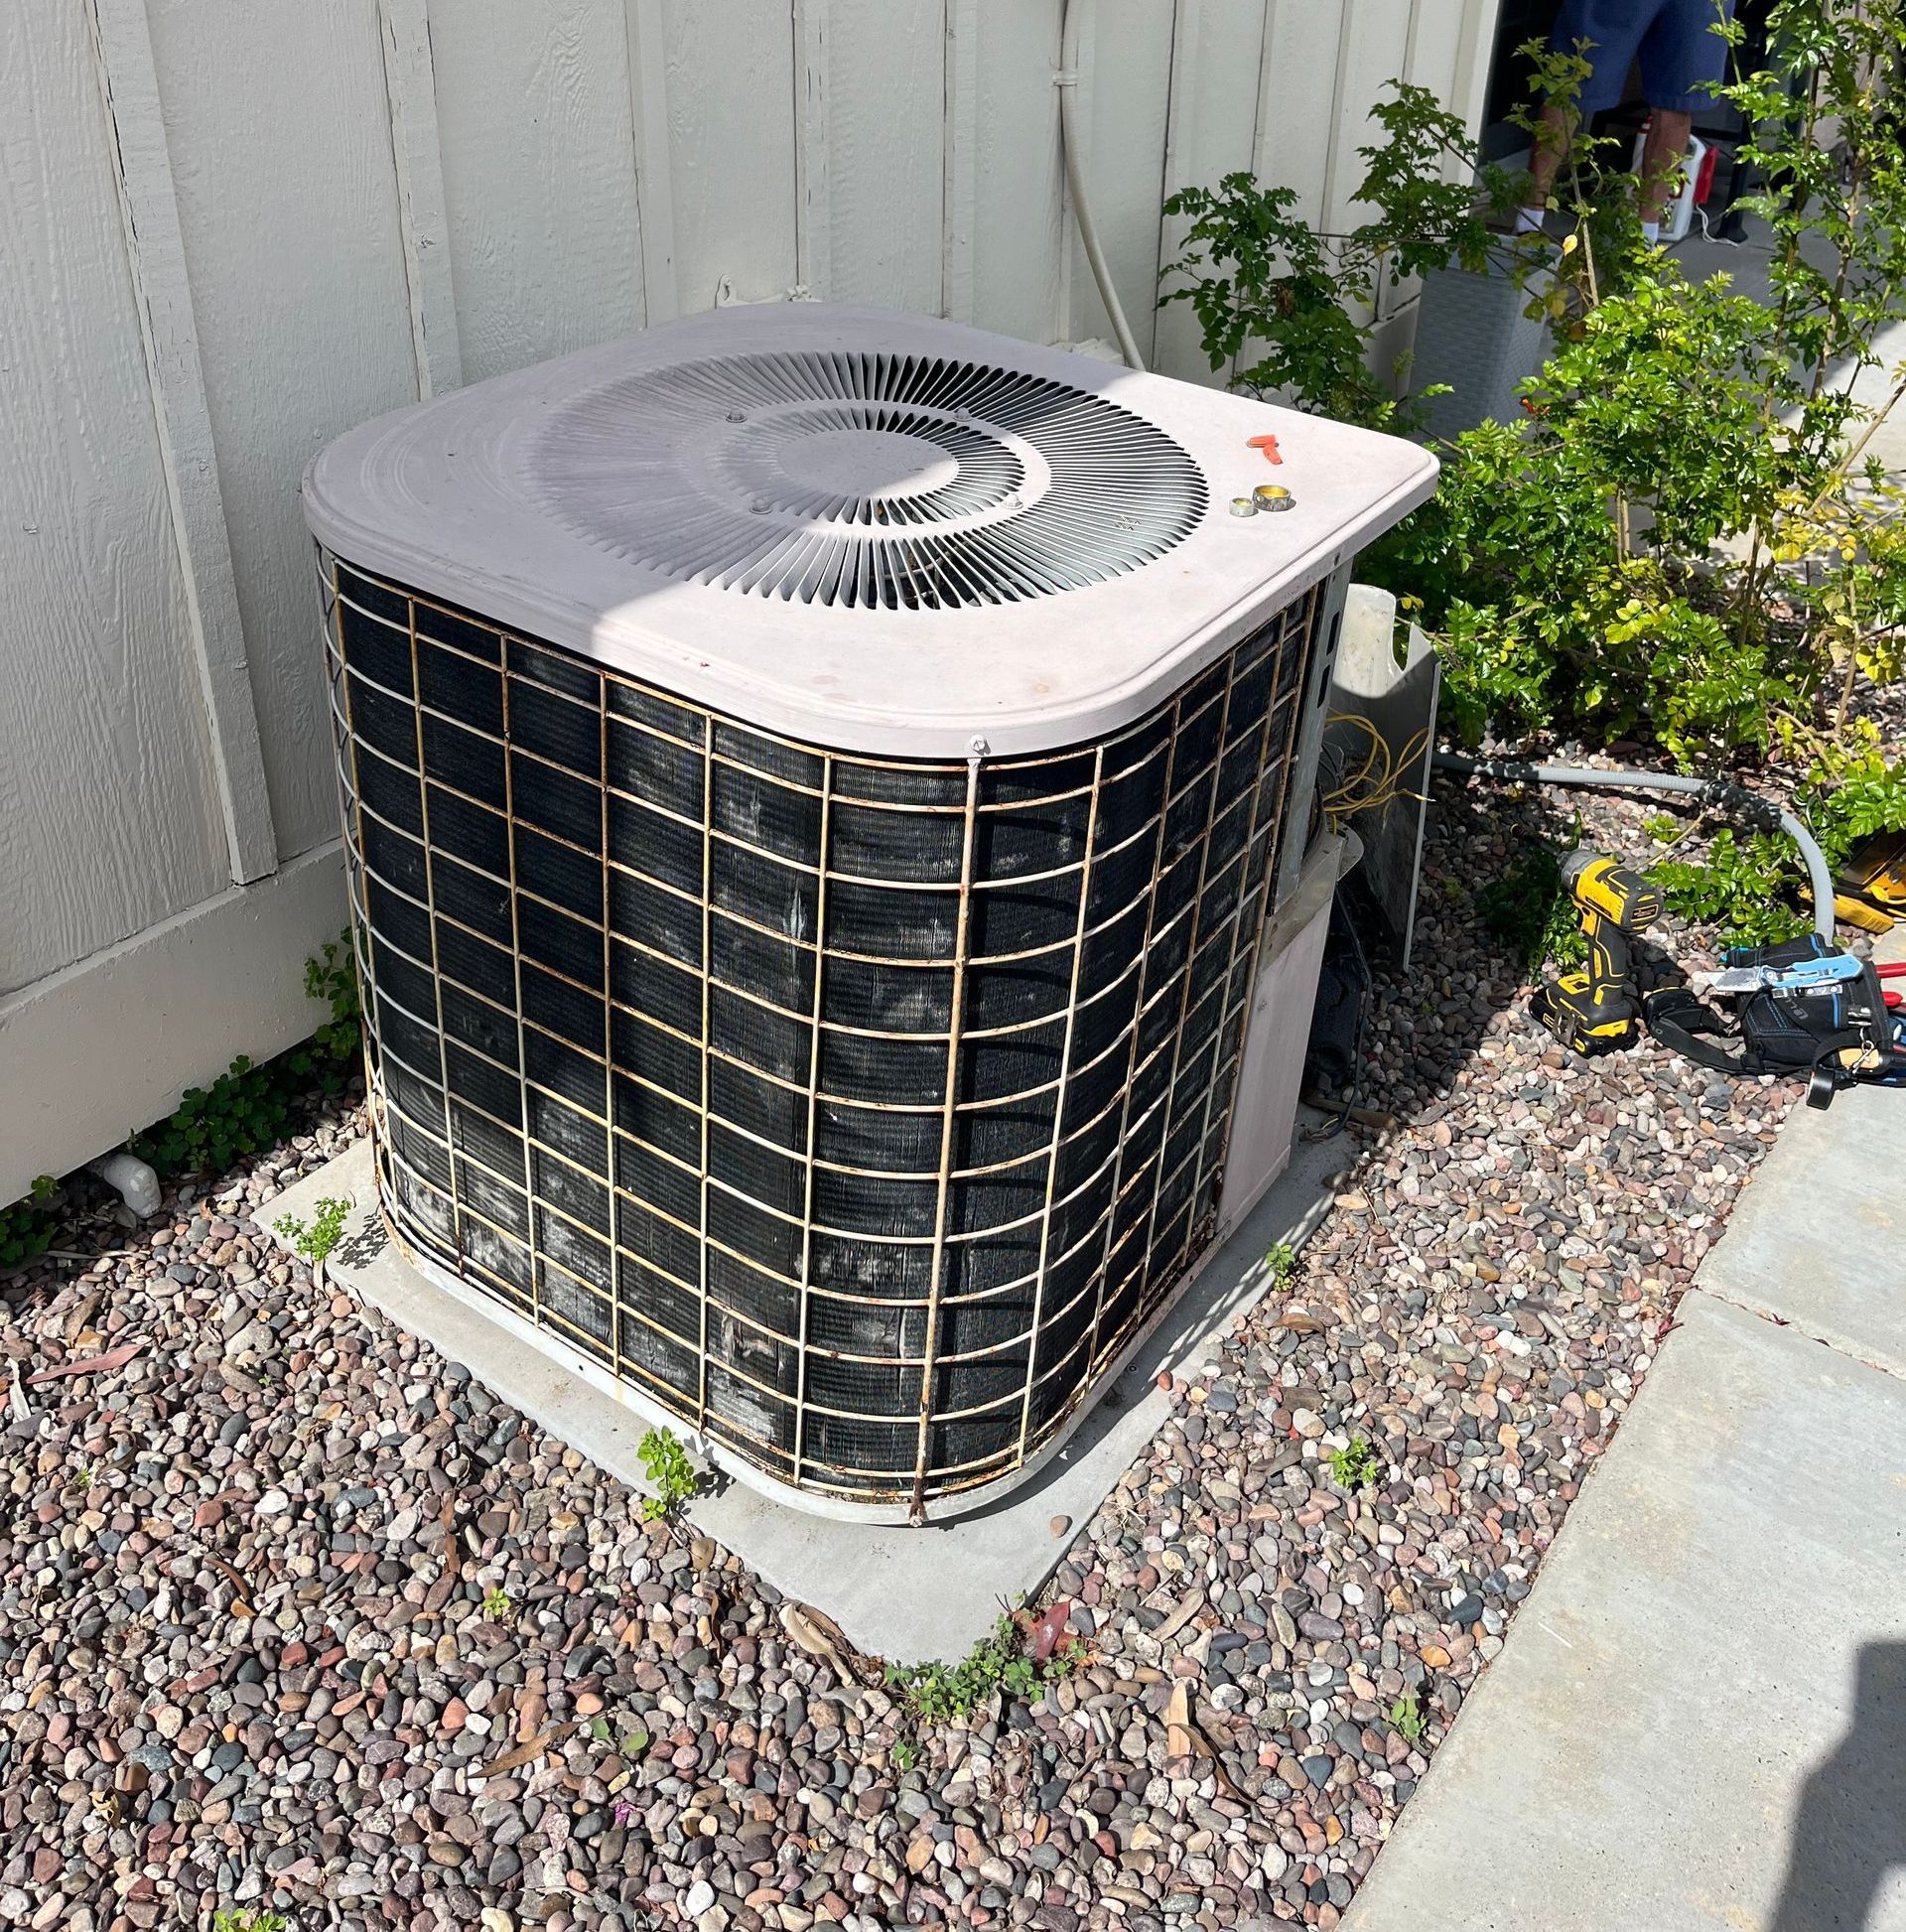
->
xmin=1430 ymin=754 xmax=1837 ymax=944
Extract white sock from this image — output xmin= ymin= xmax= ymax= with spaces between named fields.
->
xmin=1514 ymin=205 xmax=1546 ymax=234
xmin=1640 ymin=218 xmax=1661 ymax=244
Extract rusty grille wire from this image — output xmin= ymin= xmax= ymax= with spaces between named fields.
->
xmin=321 ymin=552 xmax=1321 ymax=1511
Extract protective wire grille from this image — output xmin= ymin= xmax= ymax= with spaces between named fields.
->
xmin=323 ymin=553 xmax=1320 ymax=1509
xmin=526 ymin=350 xmax=1207 ymax=608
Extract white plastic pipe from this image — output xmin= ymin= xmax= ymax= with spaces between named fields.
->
xmin=89 ymin=1152 xmax=163 ymax=1219
xmin=1057 ymin=0 xmax=1146 ymax=372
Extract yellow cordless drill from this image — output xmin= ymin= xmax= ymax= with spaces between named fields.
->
xmin=1534 ymin=852 xmax=1664 ymax=1054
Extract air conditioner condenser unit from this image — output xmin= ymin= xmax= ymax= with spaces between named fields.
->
xmin=304 ymin=304 xmax=1435 ymax=1521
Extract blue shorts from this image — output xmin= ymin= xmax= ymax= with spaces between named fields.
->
xmin=1552 ymin=0 xmax=1735 ymax=113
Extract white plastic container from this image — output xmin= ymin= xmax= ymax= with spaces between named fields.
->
xmin=1633 ymin=129 xmax=1709 ymax=243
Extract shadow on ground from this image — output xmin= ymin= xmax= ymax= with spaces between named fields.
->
xmin=1770 ymin=1643 xmax=1906 ymax=1932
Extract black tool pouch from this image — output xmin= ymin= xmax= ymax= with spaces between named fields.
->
xmin=1644 ymin=937 xmax=1896 ymax=1108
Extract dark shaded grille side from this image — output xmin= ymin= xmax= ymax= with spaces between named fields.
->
xmin=323 ymin=553 xmax=1321 ymax=1509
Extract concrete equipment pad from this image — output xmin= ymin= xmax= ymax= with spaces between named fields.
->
xmin=267 ymin=1128 xmax=1350 ymax=1664
xmin=1342 ymin=1289 xmax=1906 ymax=1932
xmin=1697 ymin=934 xmax=1906 ymax=1377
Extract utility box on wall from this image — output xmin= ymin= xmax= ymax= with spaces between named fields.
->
xmin=306 ymin=304 xmax=1434 ymax=1519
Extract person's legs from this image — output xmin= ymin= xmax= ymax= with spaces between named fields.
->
xmin=1527 ymin=101 xmax=1579 ymax=216
xmin=1639 ymin=106 xmax=1695 ymax=225
xmin=1521 ymin=0 xmax=1654 ymax=225
xmin=1634 ymin=0 xmax=1734 ymax=233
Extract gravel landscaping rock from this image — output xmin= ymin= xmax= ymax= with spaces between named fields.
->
xmin=0 ymin=770 xmax=1803 ymax=1929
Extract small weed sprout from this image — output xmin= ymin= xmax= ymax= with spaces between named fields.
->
xmin=1328 ymin=1437 xmax=1380 ymax=1490
xmin=891 ymin=1734 xmax=919 ymax=1770
xmin=1264 ymin=1241 xmax=1297 ymax=1287
xmin=481 ymin=1586 xmax=511 ymax=1619
xmin=73 ymin=1464 xmax=95 ymax=1493
xmin=1390 ymin=1689 xmax=1430 ymax=1742
xmin=637 ymin=1425 xmax=697 ymax=1524
xmin=886 ymin=1607 xmax=1089 ymax=1732
xmin=211 ymin=1912 xmax=289 ymax=1932
xmin=273 ymin=1196 xmax=349 ymax=1272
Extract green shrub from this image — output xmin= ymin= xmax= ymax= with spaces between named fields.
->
xmin=1389 ymin=6 xmax=1906 ymax=776
xmin=1371 ymin=261 xmax=1830 ymax=765
xmin=1161 ymin=3 xmax=1906 ymax=940
xmin=1161 ymin=81 xmax=1534 ymax=431
xmin=1475 ymin=843 xmax=1587 ymax=971
xmin=0 ymin=1175 xmax=60 ymax=1271
xmin=1650 ymin=723 xmax=1906 ymax=945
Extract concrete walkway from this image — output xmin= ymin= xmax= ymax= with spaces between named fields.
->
xmin=1344 ymin=953 xmax=1906 ymax=1932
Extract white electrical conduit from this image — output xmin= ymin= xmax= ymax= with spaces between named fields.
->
xmin=1057 ymin=0 xmax=1147 ymax=372
xmin=89 ymin=1152 xmax=163 ymax=1218
xmin=1432 ymin=753 xmax=1838 ymax=944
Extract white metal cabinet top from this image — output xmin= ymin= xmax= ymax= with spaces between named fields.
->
xmin=304 ymin=304 xmax=1436 ymax=758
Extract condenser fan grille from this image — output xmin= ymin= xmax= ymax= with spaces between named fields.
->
xmin=323 ymin=553 xmax=1324 ymax=1511
xmin=527 ymin=349 xmax=1208 ymax=608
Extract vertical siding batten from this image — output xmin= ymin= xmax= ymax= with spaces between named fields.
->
xmin=1325 ymin=0 xmax=1413 ymax=368
xmin=1155 ymin=0 xmax=1273 ymax=384
xmin=942 ymin=0 xmax=979 ymax=323
xmin=1054 ymin=0 xmax=1089 ymax=345
xmin=1257 ymin=0 xmax=1348 ymax=231
xmin=1375 ymin=0 xmax=1467 ymax=324
xmin=0 ymin=0 xmax=229 ymax=992
xmin=824 ymin=0 xmax=946 ymax=313
xmin=1235 ymin=0 xmax=1348 ymax=389
xmin=377 ymin=0 xmax=465 ymax=396
xmin=625 ymin=0 xmax=679 ymax=325
xmin=1453 ymin=0 xmax=1502 ymax=140
xmin=793 ymin=0 xmax=832 ymax=298
xmin=1325 ymin=0 xmax=1415 ymax=238
xmin=1219 ymin=0 xmax=1280 ymax=388
xmin=144 ymin=0 xmax=422 ymax=863
xmin=83 ymin=0 xmax=278 ymax=887
xmin=1067 ymin=0 xmax=1178 ymax=362
xmin=967 ymin=0 xmax=1063 ymax=345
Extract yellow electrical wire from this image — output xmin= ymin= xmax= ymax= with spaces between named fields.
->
xmin=1320 ymin=712 xmax=1430 ymax=827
